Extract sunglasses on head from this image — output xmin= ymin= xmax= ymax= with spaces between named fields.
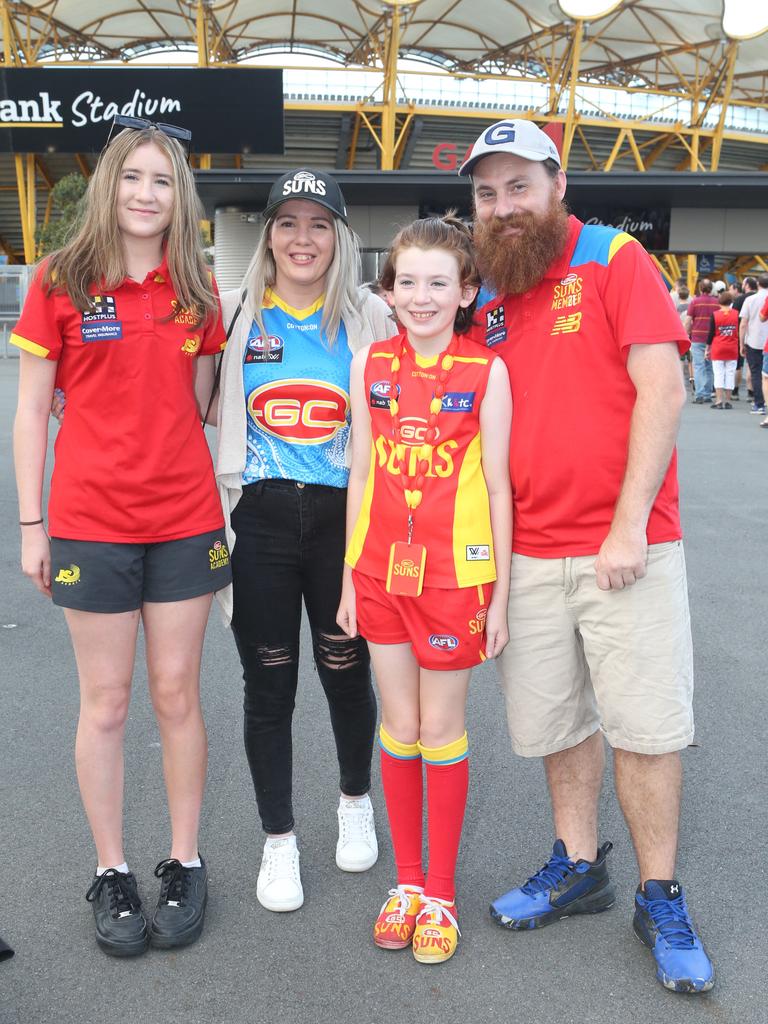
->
xmin=105 ymin=115 xmax=193 ymax=157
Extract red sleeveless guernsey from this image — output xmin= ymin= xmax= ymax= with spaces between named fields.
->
xmin=346 ymin=333 xmax=497 ymax=589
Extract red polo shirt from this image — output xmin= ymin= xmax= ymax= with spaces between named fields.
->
xmin=470 ymin=216 xmax=689 ymax=558
xmin=12 ymin=258 xmax=226 ymax=543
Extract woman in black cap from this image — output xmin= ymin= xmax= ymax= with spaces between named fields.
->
xmin=212 ymin=168 xmax=397 ymax=911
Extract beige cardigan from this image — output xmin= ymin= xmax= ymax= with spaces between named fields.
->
xmin=214 ymin=287 xmax=397 ymax=624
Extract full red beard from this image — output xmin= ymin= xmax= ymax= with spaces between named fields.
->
xmin=473 ymin=193 xmax=570 ymax=297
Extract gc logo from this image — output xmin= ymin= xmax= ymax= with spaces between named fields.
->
xmin=485 ymin=122 xmax=516 ymax=146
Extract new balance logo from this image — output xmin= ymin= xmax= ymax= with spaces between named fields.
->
xmin=551 ymin=312 xmax=582 ymax=335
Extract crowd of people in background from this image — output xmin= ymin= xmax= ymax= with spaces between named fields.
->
xmin=673 ymin=273 xmax=768 ymax=427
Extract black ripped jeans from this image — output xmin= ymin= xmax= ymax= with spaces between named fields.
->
xmin=230 ymin=479 xmax=376 ymax=834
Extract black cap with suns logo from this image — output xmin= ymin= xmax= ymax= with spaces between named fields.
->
xmin=263 ymin=168 xmax=349 ymax=224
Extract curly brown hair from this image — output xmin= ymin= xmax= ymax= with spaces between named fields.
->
xmin=378 ymin=212 xmax=480 ymax=334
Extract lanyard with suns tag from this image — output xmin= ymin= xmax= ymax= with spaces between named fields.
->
xmin=385 ymin=336 xmax=458 ymax=598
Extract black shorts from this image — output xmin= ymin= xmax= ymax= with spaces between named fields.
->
xmin=50 ymin=528 xmax=232 ymax=613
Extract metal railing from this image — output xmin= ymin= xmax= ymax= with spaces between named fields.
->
xmin=0 ymin=266 xmax=34 ymax=357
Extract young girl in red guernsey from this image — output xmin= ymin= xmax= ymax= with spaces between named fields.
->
xmin=337 ymin=215 xmax=512 ymax=964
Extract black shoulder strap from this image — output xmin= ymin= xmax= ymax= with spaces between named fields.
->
xmin=202 ymin=288 xmax=247 ymax=427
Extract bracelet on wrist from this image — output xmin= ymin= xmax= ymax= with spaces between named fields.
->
xmin=19 ymin=518 xmax=44 ymax=527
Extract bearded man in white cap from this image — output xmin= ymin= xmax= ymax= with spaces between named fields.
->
xmin=461 ymin=119 xmax=713 ymax=994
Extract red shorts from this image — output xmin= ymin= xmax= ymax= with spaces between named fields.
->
xmin=352 ymin=570 xmax=490 ymax=670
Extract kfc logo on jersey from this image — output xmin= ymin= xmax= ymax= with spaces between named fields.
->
xmin=370 ymin=379 xmax=400 ymax=409
xmin=244 ymin=333 xmax=284 ymax=363
xmin=485 ymin=304 xmax=507 ymax=346
xmin=441 ymin=392 xmax=475 ymax=412
xmin=247 ymin=379 xmax=349 ymax=444
xmin=428 ymin=634 xmax=459 ymax=651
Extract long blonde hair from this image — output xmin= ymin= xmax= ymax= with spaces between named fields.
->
xmin=43 ymin=127 xmax=217 ymax=324
xmin=241 ymin=206 xmax=363 ymax=346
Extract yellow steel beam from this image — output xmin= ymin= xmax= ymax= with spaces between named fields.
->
xmin=674 ymin=136 xmax=710 ymax=172
xmin=603 ymin=131 xmax=626 ymax=172
xmin=687 ymin=256 xmax=697 ymax=292
xmin=643 ymin=134 xmax=676 ymax=169
xmin=710 ymin=42 xmax=739 ymax=172
xmin=575 ymin=126 xmax=599 ymax=170
xmin=15 ymin=153 xmax=36 ymax=263
xmin=196 ymin=0 xmax=209 ymax=67
xmin=755 ymin=257 xmax=768 ymax=272
xmin=651 ymin=255 xmax=674 ymax=287
xmin=380 ymin=2 xmax=402 ymax=170
xmin=625 ymin=129 xmax=645 ymax=172
xmin=358 ymin=111 xmax=383 ymax=155
xmin=347 ymin=112 xmax=362 ymax=170
xmin=2 ymin=0 xmax=16 ymax=63
xmin=282 ymin=100 xmax=768 ymax=149
xmin=43 ymin=191 xmax=54 ymax=230
xmin=34 ymin=156 xmax=53 ymax=190
xmin=75 ymin=154 xmax=91 ymax=179
xmin=26 ymin=153 xmax=36 ymax=259
xmin=393 ymin=111 xmax=415 ymax=170
xmin=561 ymin=20 xmax=584 ymax=171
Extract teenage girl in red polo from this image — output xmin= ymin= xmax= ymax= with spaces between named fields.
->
xmin=13 ymin=122 xmax=227 ymax=957
xmin=337 ymin=215 xmax=512 ymax=964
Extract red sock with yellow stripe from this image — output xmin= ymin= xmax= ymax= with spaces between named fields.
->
xmin=379 ymin=725 xmax=425 ymax=888
xmin=420 ymin=732 xmax=469 ymax=902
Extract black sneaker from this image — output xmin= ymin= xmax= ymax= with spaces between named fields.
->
xmin=149 ymin=857 xmax=208 ymax=949
xmin=85 ymin=869 xmax=149 ymax=957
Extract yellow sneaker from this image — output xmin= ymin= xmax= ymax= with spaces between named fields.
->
xmin=373 ymin=885 xmax=422 ymax=949
xmin=412 ymin=895 xmax=460 ymax=964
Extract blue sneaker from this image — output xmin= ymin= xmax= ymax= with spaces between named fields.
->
xmin=490 ymin=840 xmax=615 ymax=930
xmin=633 ymin=881 xmax=714 ymax=993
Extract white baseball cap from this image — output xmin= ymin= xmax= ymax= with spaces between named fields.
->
xmin=713 ymin=280 xmax=727 ymax=293
xmin=459 ymin=119 xmax=561 ymax=176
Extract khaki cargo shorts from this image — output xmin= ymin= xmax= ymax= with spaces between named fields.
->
xmin=497 ymin=541 xmax=694 ymax=757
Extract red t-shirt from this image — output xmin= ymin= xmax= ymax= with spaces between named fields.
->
xmin=12 ymin=258 xmax=226 ymax=543
xmin=346 ymin=333 xmax=497 ymax=589
xmin=709 ymin=308 xmax=739 ymax=361
xmin=470 ymin=216 xmax=689 ymax=558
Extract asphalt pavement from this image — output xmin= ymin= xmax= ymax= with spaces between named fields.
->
xmin=0 ymin=358 xmax=766 ymax=1024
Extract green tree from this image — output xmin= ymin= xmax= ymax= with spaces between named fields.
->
xmin=37 ymin=173 xmax=88 ymax=256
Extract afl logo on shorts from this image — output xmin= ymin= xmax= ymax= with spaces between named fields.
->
xmin=428 ymin=634 xmax=459 ymax=651
xmin=370 ymin=379 xmax=400 ymax=409
xmin=247 ymin=379 xmax=349 ymax=445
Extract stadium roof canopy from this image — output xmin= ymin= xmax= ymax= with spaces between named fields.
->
xmin=5 ymin=1 xmax=768 ymax=107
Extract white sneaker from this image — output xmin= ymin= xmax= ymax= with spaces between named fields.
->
xmin=256 ymin=836 xmax=304 ymax=912
xmin=336 ymin=794 xmax=378 ymax=872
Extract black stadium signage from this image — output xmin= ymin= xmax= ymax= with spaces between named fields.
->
xmin=0 ymin=68 xmax=284 ymax=154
